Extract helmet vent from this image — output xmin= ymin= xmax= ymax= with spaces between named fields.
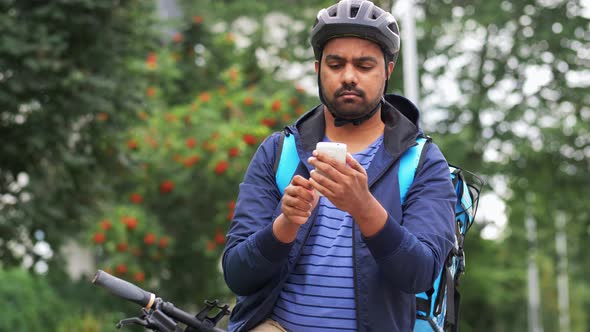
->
xmin=328 ymin=6 xmax=338 ymax=17
xmin=310 ymin=0 xmax=401 ymax=62
xmin=388 ymin=23 xmax=398 ymax=34
xmin=371 ymin=9 xmax=380 ymax=20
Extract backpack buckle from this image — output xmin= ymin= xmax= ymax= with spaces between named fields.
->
xmin=457 ymin=248 xmax=466 ymax=274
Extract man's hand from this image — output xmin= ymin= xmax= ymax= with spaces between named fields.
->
xmin=273 ymin=175 xmax=319 ymax=243
xmin=282 ymin=175 xmax=318 ymax=225
xmin=308 ymin=151 xmax=370 ymax=216
xmin=308 ymin=151 xmax=387 ymax=237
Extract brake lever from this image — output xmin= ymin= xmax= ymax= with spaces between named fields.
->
xmin=116 ymin=316 xmax=149 ymax=329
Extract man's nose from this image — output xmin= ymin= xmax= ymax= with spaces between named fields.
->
xmin=341 ymin=64 xmax=358 ymax=86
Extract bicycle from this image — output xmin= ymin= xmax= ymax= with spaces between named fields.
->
xmin=92 ymin=270 xmax=230 ymax=332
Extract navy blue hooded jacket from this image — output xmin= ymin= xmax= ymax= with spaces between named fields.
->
xmin=222 ymin=94 xmax=456 ymax=331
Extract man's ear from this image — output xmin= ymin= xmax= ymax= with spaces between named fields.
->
xmin=387 ymin=61 xmax=395 ymax=77
xmin=315 ymin=60 xmax=320 ymax=74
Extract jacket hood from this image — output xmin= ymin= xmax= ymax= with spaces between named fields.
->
xmin=383 ymin=94 xmax=420 ymax=127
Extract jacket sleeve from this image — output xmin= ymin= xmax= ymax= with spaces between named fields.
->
xmin=222 ymin=133 xmax=295 ymax=296
xmin=363 ymin=142 xmax=456 ymax=293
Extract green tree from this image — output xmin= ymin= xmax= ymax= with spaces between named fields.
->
xmin=95 ymin=0 xmax=590 ymax=329
xmin=419 ymin=0 xmax=589 ymax=330
xmin=3 ymin=0 xmax=588 ymax=330
xmin=0 ymin=1 xmax=158 ymax=267
xmin=87 ymin=31 xmax=316 ymax=304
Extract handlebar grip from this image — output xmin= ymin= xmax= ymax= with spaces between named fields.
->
xmin=92 ymin=270 xmax=155 ymax=308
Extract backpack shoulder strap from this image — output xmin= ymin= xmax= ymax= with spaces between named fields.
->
xmin=275 ymin=131 xmax=300 ymax=195
xmin=398 ymin=137 xmax=430 ymax=205
xmin=277 ymin=134 xmax=430 ymax=199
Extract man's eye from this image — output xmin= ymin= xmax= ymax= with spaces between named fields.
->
xmin=328 ymin=64 xmax=342 ymax=69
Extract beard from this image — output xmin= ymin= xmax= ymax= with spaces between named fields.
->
xmin=321 ymin=83 xmax=383 ymax=120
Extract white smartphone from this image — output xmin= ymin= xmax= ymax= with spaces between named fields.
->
xmin=314 ymin=142 xmax=347 ymax=196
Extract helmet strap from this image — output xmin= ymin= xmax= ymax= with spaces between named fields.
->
xmin=383 ymin=52 xmax=390 ymax=95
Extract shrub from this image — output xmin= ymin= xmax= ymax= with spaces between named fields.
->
xmin=0 ymin=268 xmax=66 ymax=331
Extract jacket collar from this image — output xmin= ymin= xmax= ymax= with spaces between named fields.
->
xmin=291 ymin=93 xmax=421 ymax=159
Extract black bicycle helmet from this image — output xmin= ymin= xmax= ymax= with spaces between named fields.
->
xmin=310 ymin=0 xmax=400 ymax=63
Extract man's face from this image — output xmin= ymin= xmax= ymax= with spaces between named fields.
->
xmin=316 ymin=37 xmax=392 ymax=120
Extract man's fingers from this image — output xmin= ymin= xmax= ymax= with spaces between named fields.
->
xmin=290 ymin=175 xmax=314 ymax=191
xmin=283 ymin=180 xmax=313 ymax=203
xmin=346 ymin=153 xmax=365 ymax=174
xmin=283 ymin=176 xmax=315 ymax=213
xmin=309 ymin=152 xmax=360 ymax=179
xmin=308 ymin=173 xmax=333 ymax=197
xmin=282 ymin=194 xmax=312 ymax=211
xmin=308 ymin=156 xmax=343 ymax=181
xmin=282 ymin=193 xmax=313 ymax=225
xmin=312 ymin=151 xmax=347 ymax=171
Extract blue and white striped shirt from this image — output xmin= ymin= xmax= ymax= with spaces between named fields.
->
xmin=271 ymin=136 xmax=383 ymax=331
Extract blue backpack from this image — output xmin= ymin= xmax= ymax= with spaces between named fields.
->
xmin=274 ymin=132 xmax=482 ymax=332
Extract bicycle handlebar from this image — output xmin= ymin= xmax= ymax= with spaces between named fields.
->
xmin=92 ymin=269 xmax=156 ymax=308
xmin=92 ymin=270 xmax=229 ymax=332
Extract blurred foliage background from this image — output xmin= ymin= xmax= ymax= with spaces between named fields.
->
xmin=0 ymin=0 xmax=588 ymax=331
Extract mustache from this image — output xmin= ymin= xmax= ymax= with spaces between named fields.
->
xmin=333 ymin=85 xmax=365 ymax=98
